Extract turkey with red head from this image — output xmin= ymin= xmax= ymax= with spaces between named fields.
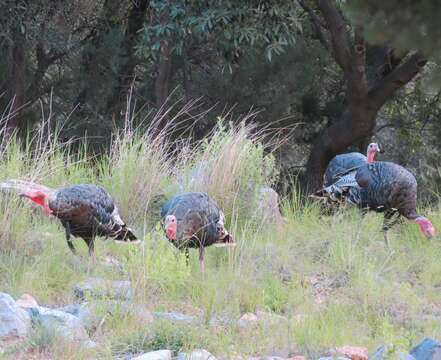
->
xmin=161 ymin=192 xmax=234 ymax=272
xmin=319 ymin=161 xmax=435 ymax=244
xmin=322 ymin=143 xmax=381 ymax=188
xmin=0 ymin=180 xmax=138 ymax=256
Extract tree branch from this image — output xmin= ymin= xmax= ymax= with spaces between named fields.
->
xmin=315 ymin=0 xmax=352 ymax=72
xmin=369 ymin=52 xmax=426 ymax=111
xmin=298 ymin=0 xmax=330 ymax=51
xmin=347 ymin=26 xmax=368 ymax=100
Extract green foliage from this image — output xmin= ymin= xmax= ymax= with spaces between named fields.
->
xmin=347 ymin=1 xmax=441 ymax=58
xmin=137 ymin=1 xmax=301 ymax=63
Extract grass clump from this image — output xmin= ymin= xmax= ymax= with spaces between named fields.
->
xmin=0 ymin=106 xmax=441 ymax=359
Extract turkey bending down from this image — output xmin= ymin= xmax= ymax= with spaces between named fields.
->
xmin=0 ymin=180 xmax=138 ymax=257
xmin=161 ymin=192 xmax=234 ymax=272
xmin=319 ymin=161 xmax=435 ymax=243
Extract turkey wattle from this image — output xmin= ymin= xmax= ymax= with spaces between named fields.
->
xmin=320 ymin=161 xmax=435 ymax=242
xmin=161 ymin=192 xmax=234 ymax=272
xmin=0 ymin=180 xmax=138 ymax=256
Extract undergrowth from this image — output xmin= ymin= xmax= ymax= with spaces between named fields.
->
xmin=0 ymin=110 xmax=440 ymax=359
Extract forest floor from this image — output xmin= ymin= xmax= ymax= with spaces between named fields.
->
xmin=0 ymin=123 xmax=440 ymax=359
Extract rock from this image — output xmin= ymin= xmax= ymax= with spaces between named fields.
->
xmin=369 ymin=345 xmax=407 ymax=360
xmin=409 ymin=338 xmax=441 ymax=360
xmin=255 ymin=311 xmax=288 ymax=326
xmin=62 ymin=301 xmax=154 ymax=330
xmin=74 ymin=278 xmax=132 ymax=301
xmin=27 ymin=306 xmax=89 ymax=341
xmin=58 ymin=303 xmax=96 ymax=330
xmin=0 ymin=292 xmax=30 ymax=338
xmin=238 ymin=311 xmax=288 ymax=328
xmin=131 ymin=349 xmax=172 ymax=360
xmin=153 ymin=311 xmax=197 ymax=324
xmin=254 ymin=186 xmax=287 ymax=226
xmin=335 ymin=346 xmax=368 ymax=360
xmin=15 ymin=294 xmax=39 ymax=309
xmin=238 ymin=313 xmax=259 ymax=327
xmin=177 ymin=349 xmax=217 ymax=360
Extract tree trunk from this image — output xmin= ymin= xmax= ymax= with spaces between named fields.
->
xmin=155 ymin=41 xmax=172 ymax=110
xmin=301 ymin=0 xmax=426 ymax=192
xmin=106 ymin=0 xmax=150 ymax=118
xmin=5 ymin=30 xmax=26 ymax=137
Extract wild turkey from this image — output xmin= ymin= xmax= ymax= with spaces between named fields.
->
xmin=161 ymin=192 xmax=234 ymax=272
xmin=323 ymin=142 xmax=381 ymax=187
xmin=0 ymin=180 xmax=138 ymax=256
xmin=320 ymin=162 xmax=435 ymax=243
xmin=314 ymin=143 xmax=381 ymax=210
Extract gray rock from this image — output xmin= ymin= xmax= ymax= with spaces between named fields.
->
xmin=27 ymin=306 xmax=89 ymax=341
xmin=74 ymin=278 xmax=132 ymax=301
xmin=58 ymin=303 xmax=95 ymax=330
xmin=177 ymin=349 xmax=217 ymax=360
xmin=254 ymin=186 xmax=286 ymax=226
xmin=0 ymin=292 xmax=30 ymax=338
xmin=153 ymin=311 xmax=197 ymax=324
xmin=238 ymin=311 xmax=288 ymax=328
xmin=409 ymin=338 xmax=441 ymax=360
xmin=131 ymin=349 xmax=172 ymax=360
xmin=369 ymin=345 xmax=413 ymax=360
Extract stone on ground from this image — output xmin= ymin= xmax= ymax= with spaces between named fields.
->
xmin=0 ymin=293 xmax=30 ymax=338
xmin=131 ymin=349 xmax=172 ymax=360
xmin=409 ymin=338 xmax=441 ymax=360
xmin=73 ymin=277 xmax=132 ymax=301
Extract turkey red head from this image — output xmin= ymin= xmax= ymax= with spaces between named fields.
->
xmin=366 ymin=143 xmax=381 ymax=164
xmin=164 ymin=214 xmax=177 ymax=240
xmin=19 ymin=190 xmax=53 ymax=215
xmin=415 ymin=216 xmax=435 ymax=239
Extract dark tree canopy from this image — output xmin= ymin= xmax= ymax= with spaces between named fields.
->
xmin=0 ymin=0 xmax=439 ymax=193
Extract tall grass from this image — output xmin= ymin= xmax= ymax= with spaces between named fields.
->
xmin=0 ymin=103 xmax=441 ymax=359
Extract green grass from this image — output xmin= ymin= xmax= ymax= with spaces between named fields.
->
xmin=0 ymin=120 xmax=441 ymax=359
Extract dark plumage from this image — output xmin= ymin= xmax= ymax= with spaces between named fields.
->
xmin=320 ymin=161 xmax=435 ymax=242
xmin=161 ymin=192 xmax=234 ymax=272
xmin=0 ymin=180 xmax=138 ymax=256
xmin=323 ymin=152 xmax=367 ymax=187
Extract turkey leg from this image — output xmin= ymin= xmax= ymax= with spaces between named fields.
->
xmin=199 ymin=246 xmax=205 ymax=274
xmin=63 ymin=221 xmax=76 ymax=254
xmin=382 ymin=209 xmax=400 ymax=246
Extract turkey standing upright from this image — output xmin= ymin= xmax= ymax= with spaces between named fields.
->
xmin=0 ymin=180 xmax=138 ymax=257
xmin=323 ymin=143 xmax=381 ymax=188
xmin=320 ymin=161 xmax=435 ymax=243
xmin=161 ymin=192 xmax=234 ymax=272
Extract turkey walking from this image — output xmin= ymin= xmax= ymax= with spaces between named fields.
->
xmin=323 ymin=143 xmax=381 ymax=188
xmin=314 ymin=143 xmax=381 ymax=211
xmin=0 ymin=180 xmax=138 ymax=257
xmin=161 ymin=192 xmax=234 ymax=272
xmin=320 ymin=162 xmax=435 ymax=243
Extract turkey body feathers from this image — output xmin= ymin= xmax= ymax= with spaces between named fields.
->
xmin=324 ymin=152 xmax=367 ymax=187
xmin=50 ymin=184 xmax=137 ymax=242
xmin=161 ymin=192 xmax=223 ymax=249
xmin=355 ymin=162 xmax=418 ymax=218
